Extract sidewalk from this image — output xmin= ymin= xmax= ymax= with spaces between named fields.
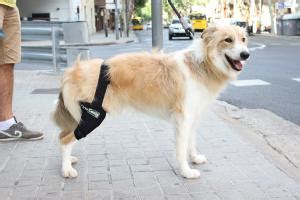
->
xmin=21 ymin=30 xmax=137 ymax=47
xmin=0 ymin=70 xmax=299 ymax=200
xmin=254 ymin=32 xmax=300 ymax=41
xmin=89 ymin=30 xmax=138 ymax=46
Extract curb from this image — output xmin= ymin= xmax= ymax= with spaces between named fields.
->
xmin=22 ymin=31 xmax=138 ymax=48
xmin=212 ymin=100 xmax=300 ymax=181
xmin=22 ymin=39 xmax=136 ymax=48
xmin=61 ymin=39 xmax=135 ymax=47
xmin=254 ymin=33 xmax=300 ymax=40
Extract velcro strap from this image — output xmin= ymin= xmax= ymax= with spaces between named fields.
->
xmin=74 ymin=63 xmax=110 ymax=140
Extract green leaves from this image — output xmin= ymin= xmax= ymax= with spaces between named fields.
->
xmin=162 ymin=0 xmax=209 ymax=21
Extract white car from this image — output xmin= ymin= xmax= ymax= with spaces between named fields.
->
xmin=168 ymin=18 xmax=193 ymax=40
xmin=146 ymin=22 xmax=152 ymax=30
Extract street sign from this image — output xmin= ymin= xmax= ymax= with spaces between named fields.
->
xmin=276 ymin=2 xmax=285 ymax=9
xmin=276 ymin=1 xmax=298 ymax=9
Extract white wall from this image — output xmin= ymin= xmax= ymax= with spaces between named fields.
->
xmin=79 ymin=0 xmax=96 ymax=33
xmin=17 ymin=0 xmax=69 ymax=21
xmin=17 ymin=0 xmax=96 ymax=33
xmin=68 ymin=0 xmax=96 ymax=32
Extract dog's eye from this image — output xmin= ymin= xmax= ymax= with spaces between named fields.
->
xmin=224 ymin=38 xmax=233 ymax=43
xmin=242 ymin=37 xmax=246 ymax=42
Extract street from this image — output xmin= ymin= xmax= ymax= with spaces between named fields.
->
xmin=90 ymin=30 xmax=300 ymax=126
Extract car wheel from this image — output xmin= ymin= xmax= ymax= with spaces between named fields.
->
xmin=169 ymin=35 xmax=172 ymax=40
xmin=189 ymin=36 xmax=193 ymax=40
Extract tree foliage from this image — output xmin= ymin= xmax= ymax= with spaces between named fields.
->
xmin=134 ymin=0 xmax=148 ymax=17
xmin=134 ymin=0 xmax=210 ymax=21
xmin=163 ymin=0 xmax=209 ymax=21
xmin=140 ymin=1 xmax=151 ymax=20
xmin=135 ymin=0 xmax=148 ymax=8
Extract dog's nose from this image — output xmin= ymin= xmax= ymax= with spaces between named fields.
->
xmin=240 ymin=51 xmax=250 ymax=60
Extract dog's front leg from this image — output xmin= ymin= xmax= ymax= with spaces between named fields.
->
xmin=175 ymin=116 xmax=201 ymax=179
xmin=189 ymin=128 xmax=207 ymax=165
xmin=60 ymin=132 xmax=78 ymax=178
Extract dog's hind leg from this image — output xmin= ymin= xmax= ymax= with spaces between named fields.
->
xmin=60 ymin=131 xmax=78 ymax=178
xmin=175 ymin=114 xmax=201 ymax=179
xmin=189 ymin=128 xmax=207 ymax=165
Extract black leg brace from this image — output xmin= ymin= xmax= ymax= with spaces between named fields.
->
xmin=74 ymin=63 xmax=110 ymax=140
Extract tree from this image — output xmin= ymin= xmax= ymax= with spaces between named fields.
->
xmin=268 ymin=0 xmax=276 ymax=34
xmin=162 ymin=0 xmax=209 ymax=21
xmin=140 ymin=1 xmax=151 ymax=21
xmin=133 ymin=0 xmax=148 ymax=17
xmin=132 ymin=0 xmax=210 ymax=22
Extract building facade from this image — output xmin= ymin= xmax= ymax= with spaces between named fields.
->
xmin=17 ymin=0 xmax=96 ymax=33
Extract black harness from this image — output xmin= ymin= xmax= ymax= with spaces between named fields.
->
xmin=74 ymin=63 xmax=110 ymax=140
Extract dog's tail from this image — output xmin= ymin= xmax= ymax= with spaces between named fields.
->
xmin=52 ymin=92 xmax=78 ymax=135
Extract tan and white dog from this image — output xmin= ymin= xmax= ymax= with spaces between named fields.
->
xmin=53 ymin=25 xmax=250 ymax=179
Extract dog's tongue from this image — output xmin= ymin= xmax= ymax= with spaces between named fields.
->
xmin=233 ymin=60 xmax=243 ymax=70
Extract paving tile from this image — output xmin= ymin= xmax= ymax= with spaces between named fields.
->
xmin=87 ymin=190 xmax=113 ymax=200
xmin=0 ymin=70 xmax=298 ymax=200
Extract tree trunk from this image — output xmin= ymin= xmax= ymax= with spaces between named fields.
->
xmin=268 ymin=0 xmax=276 ymax=34
xmin=249 ymin=0 xmax=255 ymax=33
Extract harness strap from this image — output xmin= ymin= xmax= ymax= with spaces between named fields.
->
xmin=74 ymin=63 xmax=110 ymax=140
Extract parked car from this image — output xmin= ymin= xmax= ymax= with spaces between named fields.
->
xmin=168 ymin=18 xmax=193 ymax=40
xmin=189 ymin=13 xmax=207 ymax=32
xmin=146 ymin=22 xmax=152 ymax=30
xmin=231 ymin=20 xmax=252 ymax=35
xmin=163 ymin=21 xmax=170 ymax=28
xmin=132 ymin=17 xmax=144 ymax=31
xmin=213 ymin=18 xmax=252 ymax=35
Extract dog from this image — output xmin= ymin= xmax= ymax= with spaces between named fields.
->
xmin=53 ymin=25 xmax=250 ymax=179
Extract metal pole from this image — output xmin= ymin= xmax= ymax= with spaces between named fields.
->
xmin=115 ymin=0 xmax=120 ymax=40
xmin=152 ymin=0 xmax=163 ymax=50
xmin=122 ymin=0 xmax=127 ymax=37
xmin=104 ymin=10 xmax=108 ymax=37
xmin=125 ymin=0 xmax=129 ymax=37
xmin=51 ymin=27 xmax=59 ymax=73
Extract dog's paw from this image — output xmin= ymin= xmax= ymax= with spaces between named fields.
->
xmin=70 ymin=156 xmax=78 ymax=164
xmin=181 ymin=168 xmax=201 ymax=179
xmin=191 ymin=154 xmax=207 ymax=165
xmin=62 ymin=166 xmax=78 ymax=178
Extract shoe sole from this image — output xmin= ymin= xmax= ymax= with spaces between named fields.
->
xmin=0 ymin=135 xmax=44 ymax=141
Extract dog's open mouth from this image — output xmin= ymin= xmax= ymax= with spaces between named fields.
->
xmin=225 ymin=54 xmax=243 ymax=71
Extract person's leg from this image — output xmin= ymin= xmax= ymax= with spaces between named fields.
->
xmin=0 ymin=64 xmax=15 ymax=130
xmin=0 ymin=6 xmax=43 ymax=141
xmin=0 ymin=5 xmax=16 ymax=129
xmin=0 ymin=5 xmax=15 ymax=130
xmin=0 ymin=64 xmax=14 ymax=119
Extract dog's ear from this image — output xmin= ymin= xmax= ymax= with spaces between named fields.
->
xmin=201 ymin=26 xmax=217 ymax=43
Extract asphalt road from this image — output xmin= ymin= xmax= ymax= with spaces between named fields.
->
xmin=90 ymin=29 xmax=300 ymax=126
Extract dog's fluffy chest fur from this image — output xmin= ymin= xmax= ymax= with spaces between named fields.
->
xmin=184 ymin=77 xmax=216 ymax=118
xmin=174 ymin=50 xmax=221 ymax=118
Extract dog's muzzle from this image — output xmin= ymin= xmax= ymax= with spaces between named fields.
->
xmin=225 ymin=52 xmax=249 ymax=72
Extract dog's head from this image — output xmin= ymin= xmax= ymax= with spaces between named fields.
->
xmin=201 ymin=25 xmax=250 ymax=79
